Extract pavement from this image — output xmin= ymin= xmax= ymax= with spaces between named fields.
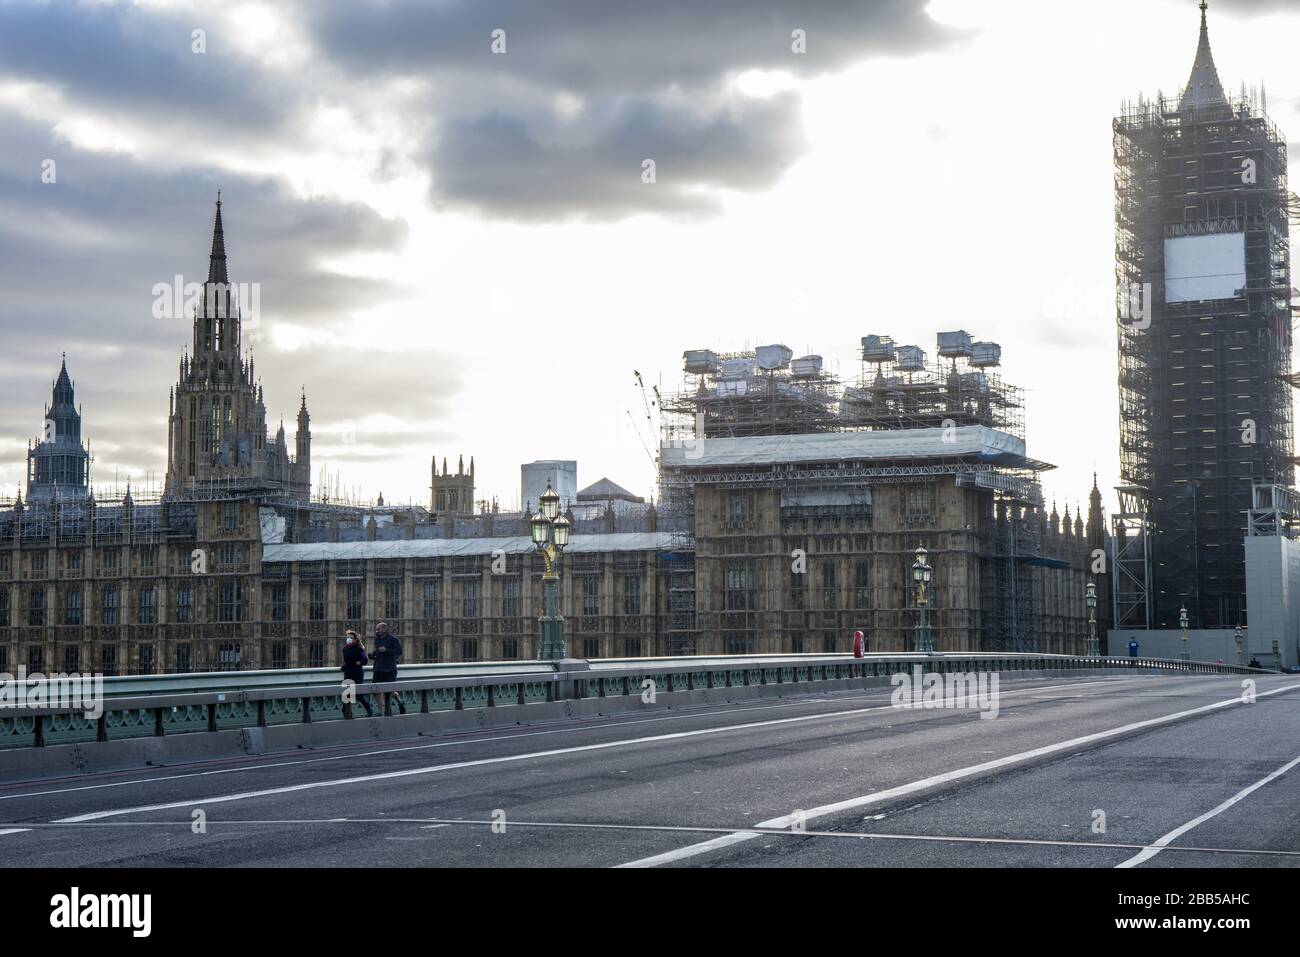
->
xmin=0 ymin=671 xmax=1297 ymax=867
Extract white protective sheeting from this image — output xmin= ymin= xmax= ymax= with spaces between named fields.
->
xmin=259 ymin=507 xmax=286 ymax=544
xmin=660 ymin=426 xmax=1026 ymax=469
xmin=262 ymin=531 xmax=674 ymax=563
xmin=1164 ymin=232 xmax=1246 ymax=302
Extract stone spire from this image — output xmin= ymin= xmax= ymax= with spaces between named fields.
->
xmin=208 ymin=191 xmax=228 ymax=284
xmin=1179 ymin=2 xmax=1227 ymax=114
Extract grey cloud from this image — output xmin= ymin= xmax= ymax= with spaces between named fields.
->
xmin=310 ymin=0 xmax=954 ymax=90
xmin=0 ymin=0 xmax=958 ymax=223
xmin=1205 ymin=0 xmax=1300 ymax=12
xmin=0 ymin=1 xmax=293 ymax=140
xmin=304 ymin=0 xmax=957 ymax=220
xmin=434 ymin=91 xmax=806 ymax=219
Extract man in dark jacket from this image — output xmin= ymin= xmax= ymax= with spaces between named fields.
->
xmin=341 ymin=630 xmax=373 ymax=716
xmin=371 ymin=621 xmax=407 ymax=714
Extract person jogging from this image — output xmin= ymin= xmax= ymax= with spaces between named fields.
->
xmin=340 ymin=630 xmax=373 ymax=717
xmin=370 ymin=621 xmax=407 ymax=715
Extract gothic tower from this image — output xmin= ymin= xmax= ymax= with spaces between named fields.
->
xmin=165 ymin=195 xmax=311 ymax=502
xmin=26 ymin=355 xmax=90 ymax=502
xmin=1113 ymin=2 xmax=1291 ymax=628
xmin=431 ymin=454 xmax=475 ymax=516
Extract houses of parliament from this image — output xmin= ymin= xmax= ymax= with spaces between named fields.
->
xmin=0 ymin=199 xmax=1101 ymax=676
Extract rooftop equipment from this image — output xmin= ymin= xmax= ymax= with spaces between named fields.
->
xmin=719 ymin=358 xmax=756 ymax=379
xmin=861 ymin=335 xmax=896 ymax=362
xmin=895 ymin=345 xmax=926 ymax=371
xmin=684 ymin=350 xmax=720 ymax=375
xmin=936 ymin=330 xmax=974 ymax=358
xmin=790 ymin=355 xmax=823 ymax=379
xmin=755 ymin=344 xmax=794 ymax=371
xmin=970 ymin=342 xmax=1002 ymax=367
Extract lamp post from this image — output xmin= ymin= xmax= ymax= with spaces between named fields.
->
xmin=531 ymin=482 xmax=572 ymax=660
xmin=1234 ymin=624 xmax=1244 ymax=668
xmin=911 ymin=545 xmax=934 ymax=654
xmin=1085 ymin=580 xmax=1099 ymax=657
xmin=1179 ymin=604 xmax=1190 ymax=662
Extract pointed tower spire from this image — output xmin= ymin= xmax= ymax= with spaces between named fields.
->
xmin=208 ymin=191 xmax=228 ymax=284
xmin=1179 ymin=2 xmax=1227 ymax=114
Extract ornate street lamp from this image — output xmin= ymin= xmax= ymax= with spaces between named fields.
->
xmin=531 ymin=482 xmax=571 ymax=660
xmin=1234 ymin=624 xmax=1244 ymax=668
xmin=1085 ymin=580 xmax=1099 ymax=657
xmin=1179 ymin=604 xmax=1190 ymax=662
xmin=911 ymin=545 xmax=934 ymax=654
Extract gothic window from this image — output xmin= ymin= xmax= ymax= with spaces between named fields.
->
xmin=64 ymin=589 xmax=82 ymax=626
xmin=724 ymin=563 xmax=753 ymax=611
xmin=854 ymin=559 xmax=871 ymax=610
xmin=217 ymin=642 xmax=241 ymax=671
xmin=462 ymin=579 xmax=480 ymax=619
xmin=501 ymin=578 xmax=519 ymax=619
xmin=175 ymin=586 xmax=193 ymax=624
xmin=383 ymin=580 xmax=401 ymax=620
xmin=621 ymin=576 xmax=642 ymax=616
xmin=101 ymin=645 xmax=117 ymax=677
xmin=789 ymin=567 xmax=806 ymax=610
xmin=581 ymin=576 xmax=600 ymax=617
xmin=29 ymin=587 xmax=46 ymax=627
xmin=270 ymin=584 xmax=288 ymax=622
xmin=217 ymin=581 xmax=243 ymax=622
xmin=821 ymin=563 xmax=838 ymax=610
xmin=309 ymin=582 xmax=326 ymax=621
xmin=345 ymin=581 xmax=363 ymax=620
xmin=422 ymin=581 xmax=440 ymax=620
xmin=100 ymin=587 xmax=118 ymax=625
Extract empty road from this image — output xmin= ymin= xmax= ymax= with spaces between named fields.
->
xmin=1 ymin=671 xmax=1297 ymax=868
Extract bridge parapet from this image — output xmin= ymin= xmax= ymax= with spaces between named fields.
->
xmin=0 ymin=653 xmax=1262 ymax=756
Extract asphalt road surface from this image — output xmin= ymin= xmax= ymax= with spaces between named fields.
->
xmin=1 ymin=672 xmax=1297 ymax=867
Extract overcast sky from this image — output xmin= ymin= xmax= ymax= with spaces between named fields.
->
xmin=1 ymin=0 xmax=1297 ymax=516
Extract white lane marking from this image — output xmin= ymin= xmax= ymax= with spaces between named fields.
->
xmin=1117 ymin=751 xmax=1300 ymax=868
xmin=52 ymin=677 xmax=1143 ymax=824
xmin=12 ymin=676 xmax=1128 ymax=805
xmin=12 ymin=817 xmax=1300 ymax=861
xmin=0 ymin=690 xmax=898 ymax=802
xmin=0 ymin=828 xmax=31 ymax=836
xmin=618 ymin=682 xmax=1300 ymax=867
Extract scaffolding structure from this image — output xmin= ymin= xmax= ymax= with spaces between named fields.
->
xmin=658 ymin=335 xmax=1090 ymax=656
xmin=1114 ymin=84 xmax=1295 ymax=629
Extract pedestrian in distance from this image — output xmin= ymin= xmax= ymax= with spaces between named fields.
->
xmin=341 ymin=629 xmax=373 ymax=717
xmin=371 ymin=621 xmax=407 ymax=715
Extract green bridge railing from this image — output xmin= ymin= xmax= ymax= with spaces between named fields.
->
xmin=0 ymin=652 xmax=1265 ymax=751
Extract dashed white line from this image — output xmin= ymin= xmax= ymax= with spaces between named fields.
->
xmin=618 ymin=682 xmax=1300 ymax=867
xmin=50 ymin=677 xmax=1136 ymax=824
xmin=3 ymin=675 xmax=1134 ymax=804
